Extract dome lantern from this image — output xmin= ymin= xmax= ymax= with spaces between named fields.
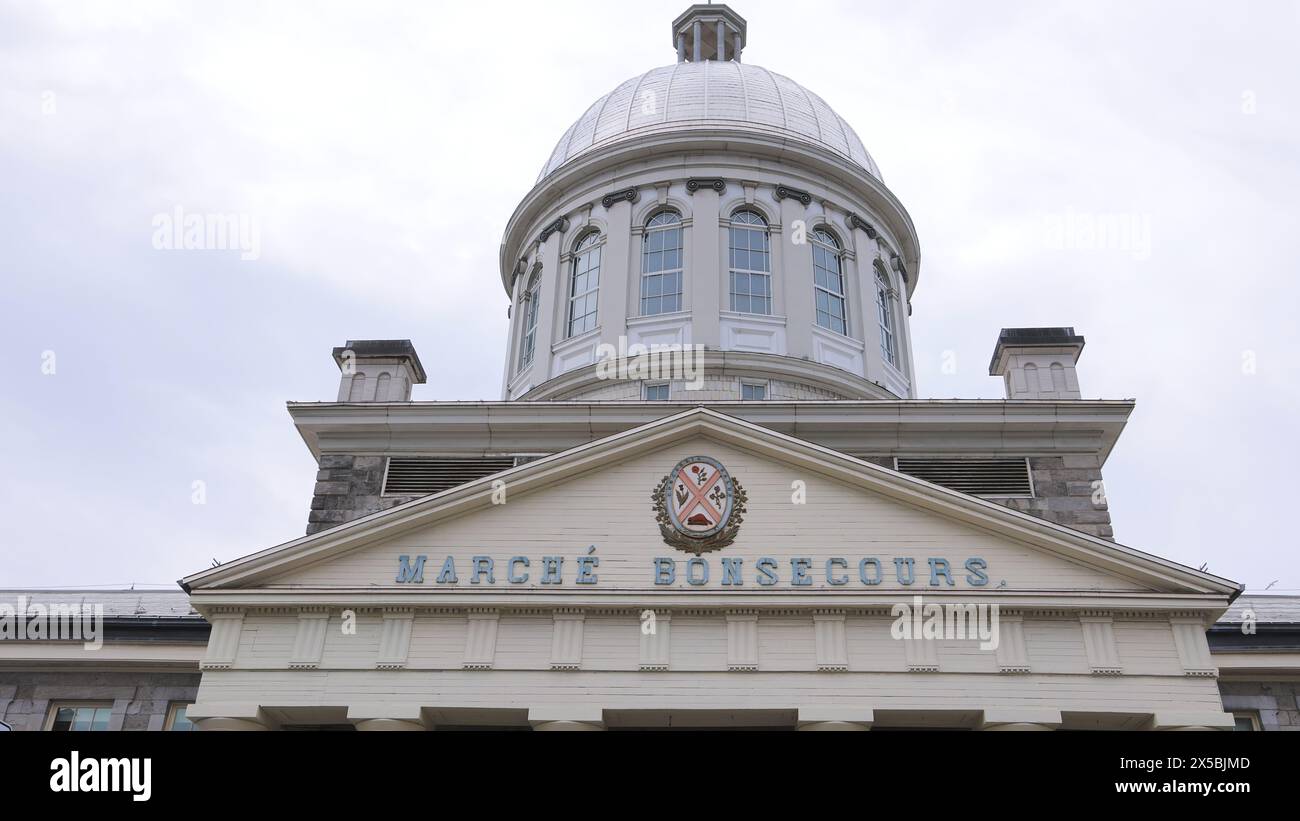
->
xmin=672 ymin=3 xmax=747 ymax=63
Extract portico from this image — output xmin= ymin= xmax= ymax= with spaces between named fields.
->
xmin=182 ymin=409 xmax=1239 ymax=732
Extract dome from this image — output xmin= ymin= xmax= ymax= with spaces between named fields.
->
xmin=537 ymin=61 xmax=881 ymax=183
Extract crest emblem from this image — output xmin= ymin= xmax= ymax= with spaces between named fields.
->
xmin=652 ymin=456 xmax=747 ymax=554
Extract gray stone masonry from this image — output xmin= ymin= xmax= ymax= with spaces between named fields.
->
xmin=854 ymin=455 xmax=1113 ymax=540
xmin=1218 ymin=681 xmax=1300 ymax=731
xmin=996 ymin=454 xmax=1114 ymax=540
xmin=306 ymin=452 xmax=1115 ymax=540
xmin=306 ymin=454 xmax=420 ymax=535
xmin=0 ymin=672 xmax=200 ymax=731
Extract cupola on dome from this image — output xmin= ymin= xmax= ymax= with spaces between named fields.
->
xmin=537 ymin=4 xmax=879 ymax=183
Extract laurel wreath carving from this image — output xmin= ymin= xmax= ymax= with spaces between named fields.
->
xmin=651 ymin=473 xmax=748 ymax=555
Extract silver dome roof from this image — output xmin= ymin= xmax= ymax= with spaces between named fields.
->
xmin=538 ymin=61 xmax=880 ymax=183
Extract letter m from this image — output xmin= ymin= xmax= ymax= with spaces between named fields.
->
xmin=396 ymin=555 xmax=427 ymax=584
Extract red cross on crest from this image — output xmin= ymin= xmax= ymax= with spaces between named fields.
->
xmin=653 ymin=456 xmax=748 ymax=554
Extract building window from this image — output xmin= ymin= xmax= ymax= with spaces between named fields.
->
xmin=1232 ymin=712 xmax=1261 ymax=731
xmin=567 ymin=231 xmax=601 ymax=337
xmin=728 ymin=210 xmax=771 ymax=315
xmin=641 ymin=211 xmax=683 ymax=316
xmin=741 ymin=381 xmax=768 ymax=401
xmin=165 ymin=703 xmax=196 ymax=731
xmin=46 ymin=702 xmax=113 ymax=731
xmin=645 ymin=383 xmax=670 ymax=401
xmin=874 ymin=259 xmax=898 ymax=367
xmin=518 ymin=268 xmax=541 ymax=369
xmin=811 ymin=228 xmax=847 ymax=335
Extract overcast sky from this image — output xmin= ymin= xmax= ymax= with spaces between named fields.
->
xmin=2 ymin=0 xmax=1297 ymax=592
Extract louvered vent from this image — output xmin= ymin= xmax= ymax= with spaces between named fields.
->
xmin=382 ymin=457 xmax=517 ymax=495
xmin=894 ymin=458 xmax=1033 ymax=497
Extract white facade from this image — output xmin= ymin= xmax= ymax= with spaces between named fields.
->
xmin=167 ymin=4 xmax=1251 ymax=731
xmin=182 ymin=409 xmax=1240 ymax=730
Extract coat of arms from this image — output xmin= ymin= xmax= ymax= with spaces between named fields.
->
xmin=652 ymin=456 xmax=747 ymax=554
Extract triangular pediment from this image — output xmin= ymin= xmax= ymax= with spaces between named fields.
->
xmin=182 ymin=409 xmax=1237 ymax=601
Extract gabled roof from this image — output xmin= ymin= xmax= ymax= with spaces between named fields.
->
xmin=182 ymin=407 xmax=1240 ymax=599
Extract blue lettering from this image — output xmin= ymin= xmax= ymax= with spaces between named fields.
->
xmin=508 ymin=556 xmax=530 ymax=584
xmin=395 ymin=554 xmax=426 ymax=584
xmin=927 ymin=557 xmax=954 ymax=587
xmin=859 ymin=557 xmax=882 ymax=585
xmin=790 ymin=558 xmax=813 ymax=586
xmin=470 ymin=556 xmax=495 ymax=585
xmin=965 ymin=557 xmax=989 ymax=586
xmin=826 ymin=558 xmax=848 ymax=586
xmin=436 ymin=556 xmax=458 ymax=584
xmin=687 ymin=557 xmax=709 ymax=586
xmin=894 ymin=557 xmax=915 ymax=586
xmin=540 ymin=556 xmax=563 ymax=585
xmin=576 ymin=556 xmax=599 ymax=585
xmin=653 ymin=558 xmax=676 ymax=585
xmin=721 ymin=558 xmax=744 ymax=586
xmin=756 ymin=557 xmax=778 ymax=586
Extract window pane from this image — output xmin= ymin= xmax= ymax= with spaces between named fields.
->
xmin=569 ymin=244 xmax=601 ymax=337
xmin=72 ymin=709 xmax=94 ymax=731
xmin=642 ymin=223 xmax=682 ymax=316
xmin=169 ymin=705 xmax=196 ymax=731
xmin=51 ymin=705 xmax=112 ymax=732
xmin=51 ymin=708 xmax=75 ymax=731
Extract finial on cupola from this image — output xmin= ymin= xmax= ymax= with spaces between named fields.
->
xmin=672 ymin=4 xmax=747 ymax=63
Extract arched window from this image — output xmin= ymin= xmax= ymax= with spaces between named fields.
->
xmin=567 ymin=231 xmax=601 ymax=337
xmin=1050 ymin=362 xmax=1068 ymax=392
xmin=1024 ymin=362 xmax=1039 ymax=392
xmin=874 ymin=259 xmax=898 ymax=367
xmin=811 ymin=228 xmax=847 ymax=335
xmin=518 ymin=267 xmax=541 ymax=369
xmin=641 ymin=211 xmax=683 ymax=315
xmin=728 ymin=210 xmax=771 ymax=315
xmin=374 ymin=372 xmax=391 ymax=401
xmin=348 ymin=373 xmax=368 ymax=402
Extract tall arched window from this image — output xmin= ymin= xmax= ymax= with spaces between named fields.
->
xmin=641 ymin=211 xmax=683 ymax=315
xmin=811 ymin=228 xmax=847 ymax=335
xmin=518 ymin=267 xmax=541 ymax=369
xmin=567 ymin=231 xmax=601 ymax=337
xmin=348 ymin=373 xmax=368 ymax=402
xmin=728 ymin=210 xmax=771 ymax=315
xmin=874 ymin=259 xmax=898 ymax=367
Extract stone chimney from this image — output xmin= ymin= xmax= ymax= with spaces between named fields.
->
xmin=332 ymin=340 xmax=426 ymax=402
xmin=989 ymin=327 xmax=1085 ymax=400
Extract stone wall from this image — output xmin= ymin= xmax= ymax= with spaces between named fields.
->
xmin=994 ymin=454 xmax=1113 ymax=540
xmin=307 ymin=454 xmax=420 ymax=535
xmin=859 ymin=454 xmax=1113 ymax=540
xmin=1218 ymin=680 xmax=1300 ymax=731
xmin=0 ymin=672 xmax=200 ymax=731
